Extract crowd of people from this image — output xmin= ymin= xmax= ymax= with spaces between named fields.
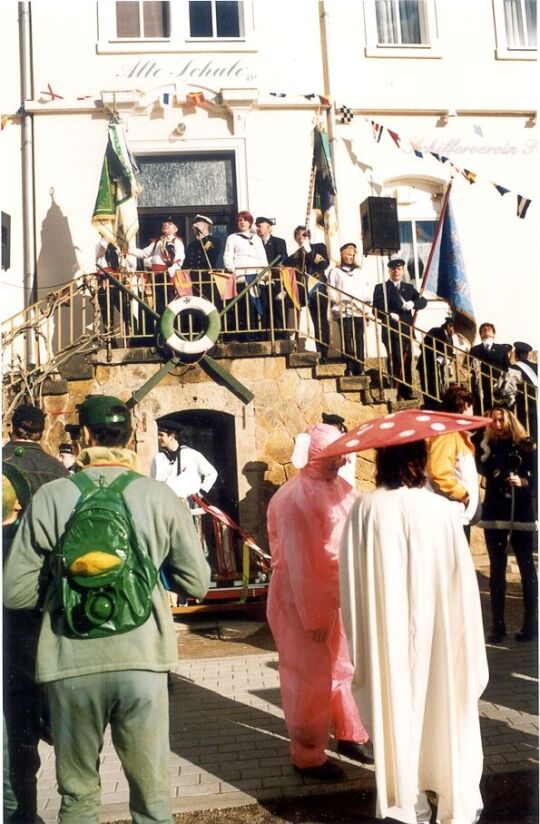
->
xmin=2 ymin=381 xmax=537 ymax=822
xmin=95 ymin=220 xmax=536 ymax=440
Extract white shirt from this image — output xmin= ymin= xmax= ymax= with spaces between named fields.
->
xmin=223 ymin=232 xmax=267 ymax=283
xmin=327 ymin=265 xmax=372 ymax=318
xmin=150 ymin=446 xmax=217 ymax=500
xmin=137 ymin=236 xmax=185 ymax=277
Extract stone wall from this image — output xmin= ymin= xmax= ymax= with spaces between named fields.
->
xmin=4 ymin=351 xmax=488 ymax=558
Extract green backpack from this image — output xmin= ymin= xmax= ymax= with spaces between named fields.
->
xmin=58 ymin=470 xmax=157 ymax=639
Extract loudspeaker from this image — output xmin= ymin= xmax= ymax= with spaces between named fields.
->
xmin=360 ymin=197 xmax=400 ymax=255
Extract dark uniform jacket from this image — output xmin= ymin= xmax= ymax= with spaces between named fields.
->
xmin=470 ymin=342 xmax=511 ymax=374
xmin=261 ymin=235 xmax=288 ymax=266
xmin=285 ymin=242 xmax=329 ymax=279
xmin=373 ymin=280 xmax=427 ymax=329
xmin=184 ymin=233 xmax=223 ymax=270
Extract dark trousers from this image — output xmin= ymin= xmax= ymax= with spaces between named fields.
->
xmin=383 ymin=328 xmax=414 ymax=397
xmin=341 ymin=316 xmax=365 ymax=374
xmin=484 ymin=528 xmax=538 ymax=632
xmin=307 ymin=286 xmax=329 ymax=359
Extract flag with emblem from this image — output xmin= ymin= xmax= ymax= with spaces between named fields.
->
xmin=312 ymin=125 xmax=339 ymax=261
xmin=420 ymin=182 xmax=476 ymax=345
xmin=91 ymin=117 xmax=140 ymax=252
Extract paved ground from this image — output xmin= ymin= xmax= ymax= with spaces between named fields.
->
xmin=35 ymin=556 xmax=538 ymax=823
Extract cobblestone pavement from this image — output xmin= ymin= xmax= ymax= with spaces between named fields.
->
xmin=35 ymin=560 xmax=538 ymax=822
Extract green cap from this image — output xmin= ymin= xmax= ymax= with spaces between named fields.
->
xmin=77 ymin=395 xmax=131 ymax=427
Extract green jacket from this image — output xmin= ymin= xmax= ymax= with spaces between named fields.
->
xmin=3 ymin=448 xmax=211 ymax=683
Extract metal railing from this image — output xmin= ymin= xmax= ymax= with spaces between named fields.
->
xmin=2 ymin=268 xmax=537 ymax=436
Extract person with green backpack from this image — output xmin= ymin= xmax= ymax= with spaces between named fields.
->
xmin=3 ymin=395 xmax=211 ymax=824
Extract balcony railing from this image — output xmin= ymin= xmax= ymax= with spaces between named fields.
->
xmin=2 ymin=268 xmax=536 ymax=437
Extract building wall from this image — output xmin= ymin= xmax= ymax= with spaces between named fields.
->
xmin=1 ymin=0 xmax=537 ymax=347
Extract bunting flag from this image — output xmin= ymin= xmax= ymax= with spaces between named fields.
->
xmin=91 ymin=117 xmax=141 ymax=252
xmin=245 ymin=273 xmax=265 ymax=317
xmin=371 ymin=120 xmax=384 ymax=142
xmin=307 ymin=275 xmax=324 ymax=295
xmin=365 ymin=117 xmax=532 ymax=219
xmin=338 ymin=105 xmax=353 ymax=124
xmin=172 ymin=270 xmax=193 ymax=297
xmin=421 ymin=184 xmax=476 ymax=344
xmin=387 ymin=128 xmax=401 ymax=148
xmin=318 ymin=95 xmax=331 ymax=107
xmin=211 ymin=270 xmax=237 ymax=301
xmin=517 ymin=195 xmax=532 ymax=219
xmin=312 ymin=125 xmax=339 ymax=260
xmin=40 ymin=83 xmax=63 ymax=100
xmin=281 ymin=267 xmax=301 ymax=310
xmin=186 ymin=91 xmax=205 ymax=106
xmin=462 ymin=168 xmax=477 ymax=184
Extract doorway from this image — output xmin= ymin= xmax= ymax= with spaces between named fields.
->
xmin=163 ymin=409 xmax=239 ymax=520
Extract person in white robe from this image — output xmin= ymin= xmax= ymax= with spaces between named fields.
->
xmin=339 ymin=437 xmax=488 ymax=824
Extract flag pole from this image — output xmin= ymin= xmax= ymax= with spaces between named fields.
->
xmin=412 ymin=178 xmax=453 ymax=329
xmin=419 ymin=178 xmax=453 ymax=296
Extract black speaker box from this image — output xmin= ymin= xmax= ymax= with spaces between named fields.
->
xmin=360 ymin=196 xmax=400 ymax=255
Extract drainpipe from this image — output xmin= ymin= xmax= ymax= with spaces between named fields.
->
xmin=19 ymin=2 xmax=36 ymax=363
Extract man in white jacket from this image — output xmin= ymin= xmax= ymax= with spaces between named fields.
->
xmin=150 ymin=417 xmax=217 ymax=503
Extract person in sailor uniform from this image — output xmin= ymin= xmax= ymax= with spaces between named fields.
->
xmin=136 ymin=220 xmax=185 ymax=319
xmin=150 ymin=418 xmax=217 ymax=503
xmin=285 ymin=226 xmax=330 ymax=361
xmin=327 ymin=243 xmax=373 ymax=375
xmin=372 ymin=258 xmax=427 ymax=400
xmin=184 ymin=214 xmax=224 ymax=302
xmin=255 ymin=216 xmax=288 ymax=338
xmin=223 ymin=211 xmax=267 ymax=339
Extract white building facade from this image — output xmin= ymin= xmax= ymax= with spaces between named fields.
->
xmin=1 ymin=0 xmax=538 ymax=345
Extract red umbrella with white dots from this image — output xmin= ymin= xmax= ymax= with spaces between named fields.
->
xmin=312 ymin=409 xmax=491 ymax=460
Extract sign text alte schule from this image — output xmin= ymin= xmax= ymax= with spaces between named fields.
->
xmin=115 ymin=57 xmax=257 ymax=84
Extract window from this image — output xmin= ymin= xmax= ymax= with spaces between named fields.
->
xmin=115 ymin=1 xmax=170 ymax=39
xmin=398 ymin=220 xmax=437 ymax=287
xmin=375 ymin=0 xmax=429 ymax=44
xmin=364 ymin=0 xmax=440 ymax=56
xmin=494 ymin=0 xmax=537 ymax=57
xmin=97 ymin=0 xmax=254 ymax=53
xmin=503 ymin=0 xmax=536 ymax=47
xmin=188 ymin=1 xmax=244 ymax=38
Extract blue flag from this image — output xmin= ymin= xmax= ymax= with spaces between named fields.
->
xmin=423 ymin=194 xmax=476 ymax=344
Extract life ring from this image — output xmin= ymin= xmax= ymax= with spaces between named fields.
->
xmin=159 ymin=296 xmax=221 ymax=355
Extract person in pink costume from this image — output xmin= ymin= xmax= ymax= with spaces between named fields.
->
xmin=267 ymin=423 xmax=373 ymax=781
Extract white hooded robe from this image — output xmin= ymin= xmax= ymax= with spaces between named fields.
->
xmin=339 ymin=486 xmax=488 ymax=824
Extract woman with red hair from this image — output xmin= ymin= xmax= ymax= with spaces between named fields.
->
xmin=223 ymin=212 xmax=267 ymax=338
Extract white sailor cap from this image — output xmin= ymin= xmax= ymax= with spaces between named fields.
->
xmin=193 ymin=214 xmax=213 ymax=226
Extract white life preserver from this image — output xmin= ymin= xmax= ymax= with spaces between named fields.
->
xmin=159 ymin=296 xmax=221 ymax=355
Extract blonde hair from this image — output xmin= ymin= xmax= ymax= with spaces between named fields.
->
xmin=479 ymin=405 xmax=531 ymax=463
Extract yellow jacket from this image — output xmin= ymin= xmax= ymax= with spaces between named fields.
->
xmin=427 ymin=431 xmax=475 ymax=503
